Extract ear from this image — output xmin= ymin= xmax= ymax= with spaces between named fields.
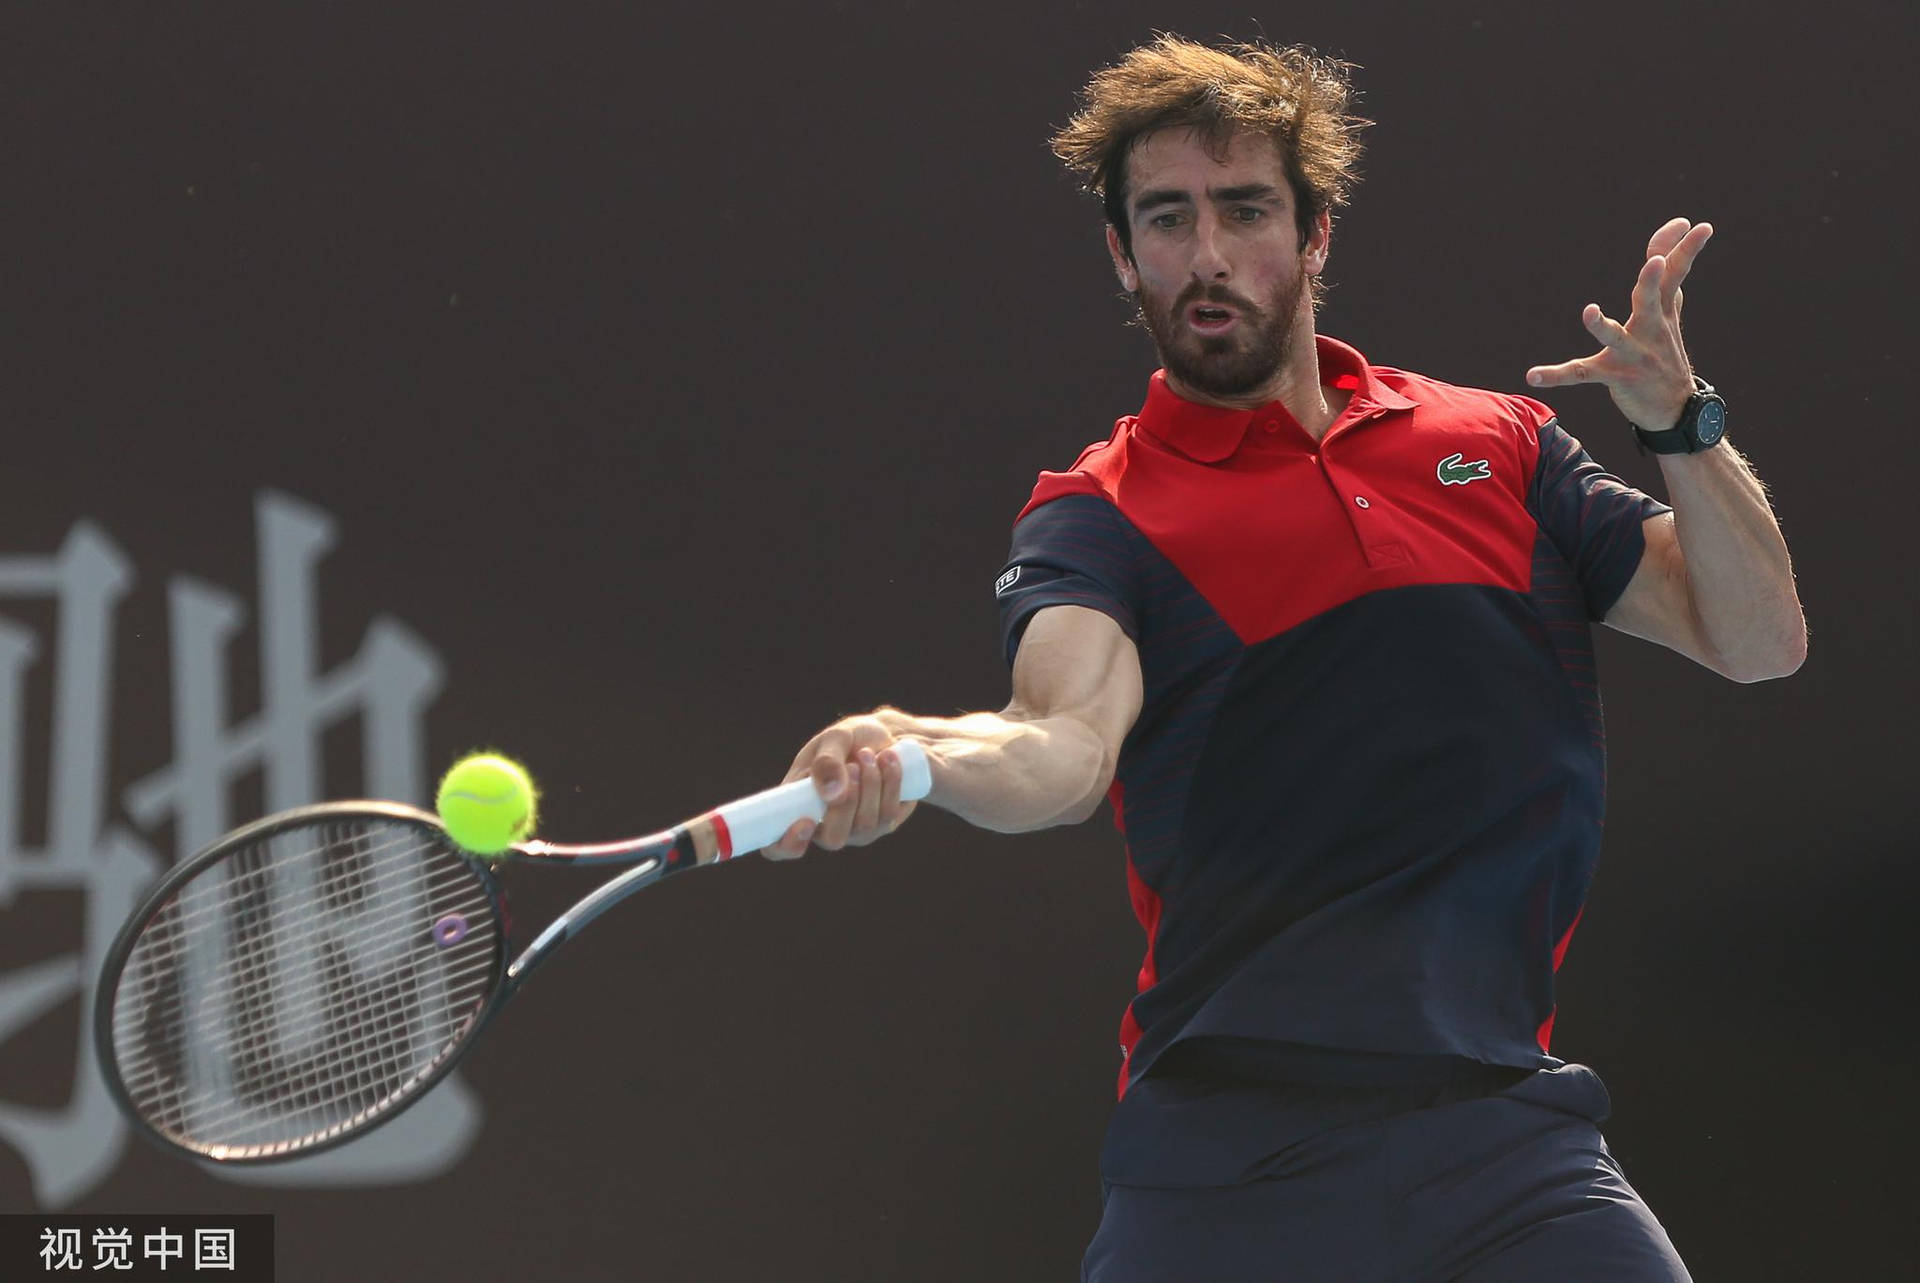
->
xmin=1303 ymin=208 xmax=1332 ymax=276
xmin=1105 ymin=224 xmax=1140 ymax=293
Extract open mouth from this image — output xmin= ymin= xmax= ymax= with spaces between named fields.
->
xmin=1188 ymin=304 xmax=1239 ymax=334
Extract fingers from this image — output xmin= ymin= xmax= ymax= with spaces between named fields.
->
xmin=1630 ymin=253 xmax=1666 ymax=319
xmin=765 ymin=717 xmax=918 ymax=859
xmin=874 ymin=748 xmax=917 ymax=837
xmin=1526 ymin=354 xmax=1601 ymax=388
xmin=1660 ymin=222 xmax=1711 ymax=310
xmin=1645 ymin=218 xmax=1711 ymax=310
xmin=1529 ymin=219 xmax=1711 ymax=392
xmin=760 ymin=816 xmax=818 ymax=862
xmin=761 ymin=728 xmax=844 ymax=859
xmin=815 ymin=746 xmax=916 ymax=848
xmin=1646 ymin=216 xmax=1691 ymax=260
xmin=760 ymin=724 xmax=852 ymax=859
xmin=814 ymin=753 xmax=861 ymax=849
xmin=853 ymin=748 xmax=883 ymax=834
xmin=1582 ymin=302 xmax=1630 ymax=348
xmin=810 ymin=748 xmax=850 ymax=814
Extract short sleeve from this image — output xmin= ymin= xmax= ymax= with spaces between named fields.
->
xmin=995 ymin=493 xmax=1140 ymax=669
xmin=1527 ymin=418 xmax=1675 ymax=621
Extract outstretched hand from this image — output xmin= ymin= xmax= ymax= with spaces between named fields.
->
xmin=1526 ymin=217 xmax=1713 ymax=432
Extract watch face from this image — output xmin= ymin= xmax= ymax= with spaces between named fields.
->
xmin=1696 ymin=399 xmax=1727 ymax=446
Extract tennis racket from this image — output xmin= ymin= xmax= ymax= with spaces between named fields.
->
xmin=94 ymin=741 xmax=933 ymax=1164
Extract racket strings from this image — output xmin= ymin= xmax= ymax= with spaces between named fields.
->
xmin=140 ymin=823 xmax=434 ymax=935
xmin=196 ymin=821 xmax=490 ymax=1147
xmin=115 ymin=829 xmax=372 ymax=1148
xmin=108 ymin=817 xmax=501 ymax=1158
xmin=112 ymin=946 xmax=499 ymax=1131
xmin=118 ymin=825 xmax=456 ymax=1067
xmin=120 ymin=861 xmax=498 ymax=1040
xmin=116 ymin=941 xmax=484 ymax=1128
xmin=119 ymin=822 xmax=491 ymax=1153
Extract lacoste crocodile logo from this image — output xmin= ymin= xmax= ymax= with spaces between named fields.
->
xmin=1436 ymin=453 xmax=1493 ymax=486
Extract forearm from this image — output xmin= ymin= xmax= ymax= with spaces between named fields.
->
xmin=873 ymin=706 xmax=1108 ymax=834
xmin=1658 ymin=440 xmax=1807 ymax=680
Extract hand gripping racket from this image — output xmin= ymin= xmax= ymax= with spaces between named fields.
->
xmin=94 ymin=742 xmax=932 ymax=1163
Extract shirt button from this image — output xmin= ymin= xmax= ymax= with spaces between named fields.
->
xmin=1355 ymin=496 xmax=1371 ymax=508
xmin=1262 ymin=420 xmax=1278 ymax=434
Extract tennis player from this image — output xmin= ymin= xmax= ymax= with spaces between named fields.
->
xmin=764 ymin=35 xmax=1805 ymax=1282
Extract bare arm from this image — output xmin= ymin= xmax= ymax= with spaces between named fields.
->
xmin=1528 ymin=217 xmax=1806 ymax=683
xmin=761 ymin=604 xmax=1143 ymax=856
xmin=1604 ymin=467 xmax=1806 ymax=684
xmin=918 ymin=603 xmax=1143 ymax=831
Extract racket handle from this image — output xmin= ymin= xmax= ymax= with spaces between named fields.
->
xmin=717 ymin=739 xmax=933 ymax=856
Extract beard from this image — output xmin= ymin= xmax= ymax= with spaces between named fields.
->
xmin=1136 ymin=263 xmax=1311 ymax=401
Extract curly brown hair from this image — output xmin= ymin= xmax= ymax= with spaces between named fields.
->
xmin=1050 ymin=34 xmax=1369 ymax=304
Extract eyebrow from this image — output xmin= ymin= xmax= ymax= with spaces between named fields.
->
xmin=1132 ymin=183 xmax=1285 ymax=215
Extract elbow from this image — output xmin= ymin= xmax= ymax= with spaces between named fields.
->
xmin=1727 ymin=629 xmax=1809 ymax=684
xmin=1063 ymin=780 xmax=1115 ymax=827
xmin=1733 ymin=654 xmax=1806 ymax=684
xmin=1061 ymin=735 xmax=1118 ymax=827
xmin=982 ymin=715 xmax=1115 ymax=833
xmin=1001 ymin=776 xmax=1110 ymax=834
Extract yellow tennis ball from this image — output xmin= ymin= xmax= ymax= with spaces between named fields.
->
xmin=435 ymin=753 xmax=538 ymax=855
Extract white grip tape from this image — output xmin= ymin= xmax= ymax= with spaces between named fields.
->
xmin=716 ymin=740 xmax=933 ymax=856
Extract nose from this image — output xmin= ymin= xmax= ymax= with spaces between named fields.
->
xmin=1190 ymin=211 xmax=1231 ymax=283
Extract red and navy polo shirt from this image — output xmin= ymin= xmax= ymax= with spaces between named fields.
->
xmin=995 ymin=335 xmax=1671 ymax=1132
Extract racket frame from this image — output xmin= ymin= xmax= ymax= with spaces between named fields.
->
xmin=93 ymin=801 xmax=525 ymax=1164
xmin=94 ymin=741 xmax=932 ymax=1163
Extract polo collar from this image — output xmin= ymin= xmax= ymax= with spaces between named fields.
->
xmin=1135 ymin=334 xmax=1418 ymax=463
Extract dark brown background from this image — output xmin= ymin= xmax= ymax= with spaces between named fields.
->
xmin=6 ymin=1 xmax=1915 ymax=1278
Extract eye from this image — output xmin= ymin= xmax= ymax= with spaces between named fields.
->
xmin=1230 ymin=207 xmax=1264 ymax=222
xmin=1149 ymin=212 xmax=1183 ymax=229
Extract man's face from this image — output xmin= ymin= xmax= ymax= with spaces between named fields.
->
xmin=1107 ymin=129 xmax=1329 ymax=402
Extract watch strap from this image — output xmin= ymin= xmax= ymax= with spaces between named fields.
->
xmin=1634 ymin=376 xmax=1721 ymax=456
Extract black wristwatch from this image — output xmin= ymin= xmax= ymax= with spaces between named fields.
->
xmin=1633 ymin=375 xmax=1727 ymax=456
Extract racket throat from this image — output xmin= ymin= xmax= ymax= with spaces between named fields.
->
xmin=504 ymin=853 xmax=670 ymax=990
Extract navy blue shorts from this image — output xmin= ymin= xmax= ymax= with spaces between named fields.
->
xmin=1081 ymin=1064 xmax=1690 ymax=1282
